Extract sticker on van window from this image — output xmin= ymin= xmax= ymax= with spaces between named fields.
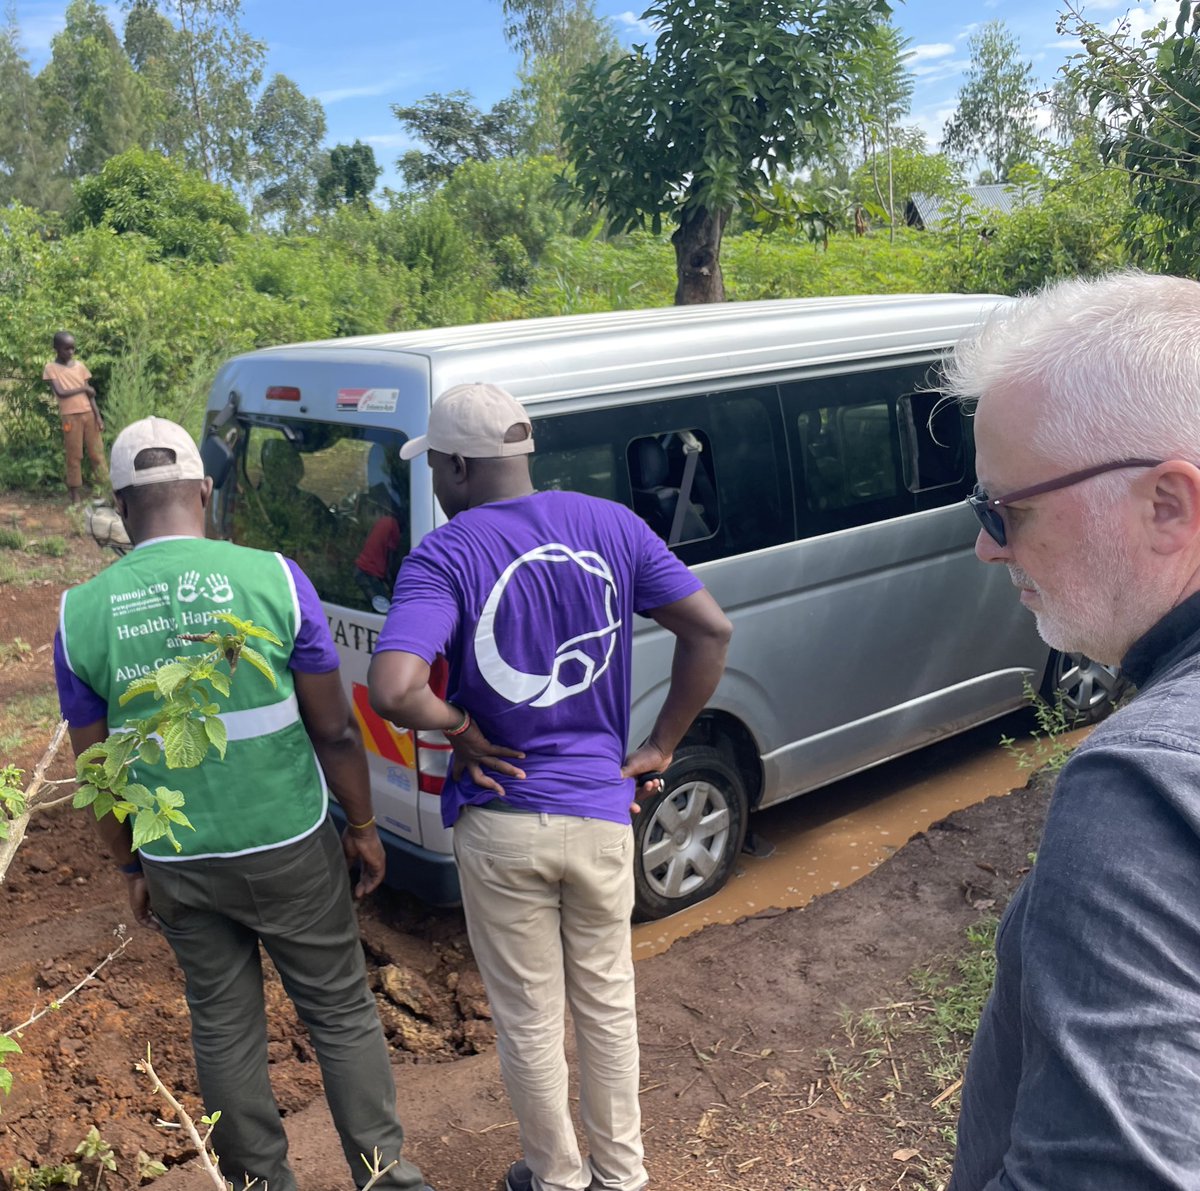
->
xmin=337 ymin=388 xmax=399 ymax=413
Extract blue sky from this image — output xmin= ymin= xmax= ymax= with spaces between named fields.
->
xmin=13 ymin=0 xmax=1179 ymax=192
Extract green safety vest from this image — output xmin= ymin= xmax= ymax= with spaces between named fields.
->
xmin=60 ymin=536 xmax=326 ymax=860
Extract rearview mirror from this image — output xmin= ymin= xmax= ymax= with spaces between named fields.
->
xmin=201 ymin=433 xmax=235 ymax=489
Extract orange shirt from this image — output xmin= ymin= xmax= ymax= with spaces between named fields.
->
xmin=43 ymin=360 xmax=93 ymax=416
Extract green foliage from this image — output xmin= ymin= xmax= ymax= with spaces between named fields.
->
xmin=75 ymin=1127 xmax=117 ymax=1176
xmin=1061 ymin=0 xmax=1200 ymax=275
xmin=72 ymin=612 xmax=280 ymax=853
xmin=0 ymin=528 xmax=25 ymax=550
xmin=0 ymin=1035 xmax=22 ymax=1098
xmin=942 ymin=21 xmax=1041 ymax=182
xmin=0 ymin=765 xmax=26 ymax=841
xmin=563 ymin=0 xmax=890 ymax=300
xmin=391 ymin=90 xmax=529 ymax=188
xmin=929 ymin=156 xmax=1128 ymax=295
xmin=70 ymin=148 xmax=249 ymax=262
xmin=250 ymin=74 xmax=327 ymax=229
xmin=38 ymin=0 xmax=146 ymax=179
xmin=8 ymin=1159 xmax=82 ymax=1191
xmin=30 ymin=535 xmax=67 ymax=558
xmin=317 ymin=141 xmax=381 ymax=210
xmin=999 ymin=679 xmax=1078 ymax=774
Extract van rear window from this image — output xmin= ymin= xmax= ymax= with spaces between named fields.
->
xmin=224 ymin=421 xmax=409 ymax=613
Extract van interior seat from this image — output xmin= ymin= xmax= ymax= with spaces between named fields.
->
xmin=629 ymin=437 xmax=712 ymax=544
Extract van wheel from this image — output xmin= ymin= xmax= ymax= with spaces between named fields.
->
xmin=1042 ymin=651 xmax=1126 ymax=726
xmin=633 ymin=745 xmax=749 ymax=922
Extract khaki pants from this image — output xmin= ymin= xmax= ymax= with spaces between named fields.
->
xmin=61 ymin=410 xmax=107 ymax=489
xmin=454 ymin=806 xmax=646 ymax=1191
xmin=142 ymin=818 xmax=427 ymax=1191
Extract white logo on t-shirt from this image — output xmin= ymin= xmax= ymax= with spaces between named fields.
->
xmin=475 ymin=543 xmax=622 ymax=708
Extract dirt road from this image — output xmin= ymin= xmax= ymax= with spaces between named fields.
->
xmin=0 ymin=494 xmax=1049 ymax=1190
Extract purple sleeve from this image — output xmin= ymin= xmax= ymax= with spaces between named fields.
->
xmin=374 ymin=544 xmax=458 ymax=664
xmin=54 ymin=631 xmax=107 ymax=727
xmin=283 ymin=558 xmax=340 ymax=673
xmin=630 ymin=512 xmax=705 ymax=614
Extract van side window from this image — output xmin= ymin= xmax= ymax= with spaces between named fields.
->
xmin=899 ymin=390 xmax=972 ymax=511
xmin=229 ymin=422 xmax=409 ymax=613
xmin=532 ymin=387 xmax=789 ymax=564
xmin=627 ymin=429 xmax=718 ymax=546
xmin=783 ymin=368 xmax=916 ymax=535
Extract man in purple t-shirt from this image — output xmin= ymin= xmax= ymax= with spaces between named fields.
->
xmin=369 ymin=383 xmax=732 ymax=1191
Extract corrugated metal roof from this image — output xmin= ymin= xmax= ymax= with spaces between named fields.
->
xmin=908 ymin=184 xmax=1038 ymax=231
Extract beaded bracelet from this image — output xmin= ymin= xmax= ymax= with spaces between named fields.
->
xmin=444 ymin=706 xmax=472 ymax=738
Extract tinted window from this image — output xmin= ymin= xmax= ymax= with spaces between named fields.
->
xmin=899 ymin=390 xmax=973 ymax=512
xmin=783 ymin=366 xmax=929 ymax=536
xmin=532 ymin=385 xmax=790 ymax=565
xmin=225 ymin=420 xmax=410 ymax=613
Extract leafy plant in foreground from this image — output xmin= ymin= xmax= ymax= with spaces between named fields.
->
xmin=71 ymin=611 xmax=281 ymax=853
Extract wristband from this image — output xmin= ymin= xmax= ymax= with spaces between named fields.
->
xmin=348 ymin=816 xmax=376 ymax=831
xmin=444 ymin=706 xmax=472 ymax=738
xmin=119 ymin=860 xmax=143 ymax=876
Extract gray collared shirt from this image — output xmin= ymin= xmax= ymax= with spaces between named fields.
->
xmin=950 ymin=593 xmax=1200 ymax=1190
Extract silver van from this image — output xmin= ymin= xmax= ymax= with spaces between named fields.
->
xmin=200 ymin=296 xmax=1118 ymax=920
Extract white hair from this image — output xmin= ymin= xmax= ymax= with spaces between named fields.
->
xmin=942 ymin=270 xmax=1200 ymax=465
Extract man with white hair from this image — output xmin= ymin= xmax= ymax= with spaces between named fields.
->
xmin=945 ymin=270 xmax=1200 ymax=1189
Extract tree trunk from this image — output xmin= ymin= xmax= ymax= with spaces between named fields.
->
xmin=671 ymin=206 xmax=728 ymax=305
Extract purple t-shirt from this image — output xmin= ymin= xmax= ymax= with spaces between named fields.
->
xmin=54 ymin=552 xmax=338 ymax=726
xmin=376 ymin=490 xmax=703 ymax=827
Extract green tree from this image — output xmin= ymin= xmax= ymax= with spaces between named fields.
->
xmin=316 ymin=141 xmax=381 ymax=209
xmin=136 ymin=0 xmax=265 ymax=185
xmin=391 ymin=90 xmax=527 ymax=188
xmin=497 ymin=0 xmax=620 ymax=152
xmin=850 ymin=131 xmax=961 ymax=221
xmin=250 ymin=74 xmax=327 ymax=229
xmin=849 ymin=22 xmax=914 ymax=240
xmin=69 ymin=147 xmax=248 ymax=261
xmin=562 ymin=0 xmax=890 ymax=304
xmin=942 ymin=21 xmax=1040 ymax=182
xmin=38 ymin=0 xmax=146 ymax=178
xmin=1059 ymin=0 xmax=1200 ymax=275
xmin=0 ymin=11 xmax=70 ymax=210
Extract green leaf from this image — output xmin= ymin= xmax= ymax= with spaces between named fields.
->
xmin=130 ymin=813 xmax=166 ymax=852
xmin=72 ymin=784 xmax=99 ymax=809
xmin=138 ymin=739 xmax=162 ymax=766
xmin=239 ymin=645 xmax=277 ymax=688
xmin=207 ymin=669 xmax=231 ymax=698
xmin=118 ymin=675 xmax=160 ymax=707
xmin=0 ymin=1036 xmax=21 ymax=1057
xmin=154 ymin=662 xmax=191 ymax=699
xmin=162 ymin=717 xmax=209 ymax=769
xmin=203 ymin=716 xmax=227 ymax=760
xmin=0 ymin=1068 xmax=11 ymax=1097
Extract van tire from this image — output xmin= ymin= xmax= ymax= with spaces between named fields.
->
xmin=1041 ymin=651 xmax=1126 ymax=726
xmin=632 ymin=745 xmax=749 ymax=922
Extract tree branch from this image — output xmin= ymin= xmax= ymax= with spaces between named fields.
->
xmin=138 ymin=1048 xmax=230 ymax=1191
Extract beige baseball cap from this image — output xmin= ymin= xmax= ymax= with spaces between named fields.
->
xmin=400 ymin=383 xmax=534 ymax=461
xmin=110 ymin=416 xmax=205 ymax=489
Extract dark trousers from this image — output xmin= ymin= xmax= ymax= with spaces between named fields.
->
xmin=143 ymin=818 xmax=425 ymax=1191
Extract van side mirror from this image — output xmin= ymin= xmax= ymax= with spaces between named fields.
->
xmin=202 ymin=433 xmax=235 ymax=489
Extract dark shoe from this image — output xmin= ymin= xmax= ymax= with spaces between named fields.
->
xmin=505 ymin=1161 xmax=534 ymax=1191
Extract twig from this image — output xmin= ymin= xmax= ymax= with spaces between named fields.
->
xmin=0 ymin=719 xmax=68 ymax=885
xmin=448 ymin=1120 xmax=517 ymax=1135
xmin=884 ymin=1030 xmax=902 ymax=1091
xmin=138 ymin=1048 xmax=228 ymax=1191
xmin=4 ymin=929 xmax=131 ymax=1037
xmin=930 ymin=1076 xmax=964 ymax=1108
xmin=359 ymin=1148 xmax=399 ymax=1191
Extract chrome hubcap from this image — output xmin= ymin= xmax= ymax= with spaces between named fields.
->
xmin=641 ymin=780 xmax=732 ymax=901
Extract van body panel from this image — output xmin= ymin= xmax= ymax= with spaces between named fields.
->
xmin=204 ymin=294 xmax=1049 ymax=912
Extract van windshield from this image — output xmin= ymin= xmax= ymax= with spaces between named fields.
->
xmin=220 ymin=419 xmax=410 ymax=614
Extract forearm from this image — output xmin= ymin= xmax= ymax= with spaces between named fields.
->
xmin=646 ymin=633 xmax=729 ymax=755
xmin=311 ymin=721 xmax=375 ymax=825
xmin=369 ymin=651 xmax=462 ymax=732
xmin=382 ymin=684 xmax=463 ymax=732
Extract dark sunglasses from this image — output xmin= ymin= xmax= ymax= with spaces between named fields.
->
xmin=967 ymin=457 xmax=1162 ymax=547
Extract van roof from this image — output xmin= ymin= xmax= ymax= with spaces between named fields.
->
xmin=223 ymin=294 xmax=1006 ymax=404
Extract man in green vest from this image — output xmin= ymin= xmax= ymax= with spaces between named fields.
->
xmin=53 ymin=417 xmax=435 ymax=1191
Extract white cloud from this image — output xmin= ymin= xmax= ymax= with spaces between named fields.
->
xmin=910 ymin=104 xmax=960 ymax=149
xmin=362 ymin=133 xmax=415 ymax=149
xmin=912 ymin=56 xmax=971 ymax=83
xmin=909 ymin=43 xmax=956 ymax=63
xmin=315 ymin=80 xmax=403 ymax=105
xmin=615 ymin=10 xmax=657 ymax=38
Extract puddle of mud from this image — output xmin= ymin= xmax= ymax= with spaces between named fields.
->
xmin=632 ymin=712 xmax=1088 ymax=958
